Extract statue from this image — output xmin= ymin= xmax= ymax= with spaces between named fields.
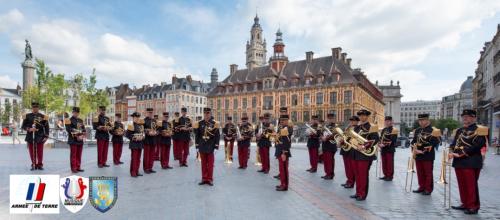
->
xmin=25 ymin=39 xmax=33 ymax=60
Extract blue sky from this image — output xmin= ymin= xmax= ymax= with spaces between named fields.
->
xmin=0 ymin=0 xmax=499 ymax=101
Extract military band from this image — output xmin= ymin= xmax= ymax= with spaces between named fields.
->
xmin=13 ymin=102 xmax=493 ymax=215
xmin=21 ymin=102 xmax=49 ymax=170
xmin=411 ymin=113 xmax=441 ymax=195
xmin=93 ymin=105 xmax=111 ymax=168
xmin=449 ymin=109 xmax=487 ymax=215
xmin=379 ymin=116 xmax=398 ymax=181
xmin=65 ymin=107 xmax=85 ymax=173
xmin=111 ymin=113 xmax=125 ymax=165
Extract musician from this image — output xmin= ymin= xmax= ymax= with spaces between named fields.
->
xmin=159 ymin=112 xmax=173 ymax=169
xmin=126 ymin=112 xmax=144 ymax=177
xmin=153 ymin=114 xmax=161 ymax=161
xmin=111 ymin=113 xmax=125 ymax=165
xmin=306 ymin=115 xmax=322 ymax=173
xmin=340 ymin=116 xmax=359 ymax=188
xmin=350 ymin=109 xmax=379 ymax=201
xmin=92 ymin=106 xmax=111 ymax=168
xmin=172 ymin=112 xmax=181 ymax=161
xmin=194 ymin=108 xmax=220 ymax=186
xmin=143 ymin=108 xmax=158 ymax=174
xmin=21 ymin=102 xmax=49 ymax=170
xmin=321 ymin=113 xmax=337 ymax=180
xmin=222 ymin=116 xmax=237 ymax=163
xmin=66 ymin=107 xmax=85 ymax=173
xmin=237 ymin=116 xmax=253 ymax=169
xmin=411 ymin=113 xmax=441 ymax=195
xmin=275 ymin=114 xmax=293 ymax=191
xmin=174 ymin=107 xmax=192 ymax=167
xmin=379 ymin=116 xmax=398 ymax=181
xmin=256 ymin=113 xmax=273 ymax=174
xmin=449 ymin=109 xmax=487 ymax=215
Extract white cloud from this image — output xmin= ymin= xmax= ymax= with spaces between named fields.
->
xmin=4 ymin=11 xmax=181 ymax=86
xmin=0 ymin=75 xmax=18 ymax=88
xmin=0 ymin=8 xmax=24 ymax=32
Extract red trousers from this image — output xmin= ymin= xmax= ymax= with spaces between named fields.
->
xmin=143 ymin=144 xmax=155 ymax=171
xmin=278 ymin=155 xmax=289 ymax=188
xmin=173 ymin=140 xmax=180 ymax=160
xmin=354 ymin=160 xmax=372 ymax=198
xmin=415 ymin=160 xmax=434 ymax=193
xmin=342 ymin=155 xmax=355 ymax=186
xmin=96 ymin=139 xmax=109 ymax=166
xmin=70 ymin=144 xmax=83 ymax=172
xmin=258 ymin=147 xmax=270 ymax=172
xmin=323 ymin=151 xmax=335 ymax=177
xmin=28 ymin=143 xmax=44 ymax=168
xmin=178 ymin=140 xmax=190 ymax=165
xmin=224 ymin=140 xmax=234 ymax=160
xmin=160 ymin=143 xmax=171 ymax=168
xmin=237 ymin=144 xmax=250 ymax=168
xmin=130 ymin=148 xmax=142 ymax=176
xmin=112 ymin=142 xmax=123 ymax=165
xmin=154 ymin=142 xmax=160 ymax=160
xmin=200 ymin=152 xmax=214 ymax=182
xmin=308 ymin=147 xmax=319 ymax=170
xmin=455 ymin=168 xmax=481 ymax=210
xmin=381 ymin=152 xmax=394 ymax=179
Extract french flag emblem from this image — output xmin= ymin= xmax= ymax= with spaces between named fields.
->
xmin=26 ymin=177 xmax=46 ymax=203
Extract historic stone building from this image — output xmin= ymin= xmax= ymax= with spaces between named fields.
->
xmin=105 ymin=83 xmax=133 ymax=121
xmin=441 ymin=76 xmax=473 ymax=121
xmin=400 ymin=100 xmax=441 ymax=126
xmin=207 ymin=19 xmax=385 ymax=126
xmin=377 ymin=80 xmax=402 ymax=131
xmin=474 ymin=24 xmax=500 ymax=141
xmin=134 ymin=75 xmax=211 ymax=119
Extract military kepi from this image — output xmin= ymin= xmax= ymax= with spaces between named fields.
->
xmin=72 ymin=107 xmax=80 ymax=113
xmin=357 ymin=109 xmax=371 ymax=116
xmin=461 ymin=109 xmax=476 ymax=117
xmin=417 ymin=113 xmax=429 ymax=120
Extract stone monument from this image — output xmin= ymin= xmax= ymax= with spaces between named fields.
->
xmin=22 ymin=39 xmax=35 ymax=90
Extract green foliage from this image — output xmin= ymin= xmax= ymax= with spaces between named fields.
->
xmin=1 ymin=101 xmax=12 ymax=124
xmin=12 ymin=102 xmax=21 ymax=122
xmin=71 ymin=69 xmax=109 ymax=119
xmin=434 ymin=118 xmax=461 ymax=135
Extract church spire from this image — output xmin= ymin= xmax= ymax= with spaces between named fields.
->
xmin=246 ymin=14 xmax=267 ymax=70
xmin=269 ymin=28 xmax=288 ymax=73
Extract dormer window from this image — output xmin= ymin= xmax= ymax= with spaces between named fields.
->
xmin=317 ymin=76 xmax=324 ymax=84
xmin=281 ymin=79 xmax=286 ymax=87
xmin=264 ymin=79 xmax=273 ymax=89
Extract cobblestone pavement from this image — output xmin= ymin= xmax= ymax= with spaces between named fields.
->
xmin=1 ymin=142 xmax=499 ymax=220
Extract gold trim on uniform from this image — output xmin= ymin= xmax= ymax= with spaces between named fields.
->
xmin=391 ymin=128 xmax=399 ymax=135
xmin=192 ymin=121 xmax=199 ymax=129
xmin=127 ymin=124 xmax=134 ymax=131
xmin=280 ymin=127 xmax=289 ymax=136
xmin=64 ymin=118 xmax=71 ymax=125
xmin=431 ymin=127 xmax=441 ymax=137
xmin=214 ymin=121 xmax=220 ymax=129
xmin=475 ymin=125 xmax=488 ymax=136
xmin=369 ymin=123 xmax=379 ymax=133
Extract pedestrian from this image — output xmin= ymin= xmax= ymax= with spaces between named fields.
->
xmin=11 ymin=121 xmax=22 ymax=145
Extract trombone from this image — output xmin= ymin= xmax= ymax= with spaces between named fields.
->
xmin=437 ymin=148 xmax=452 ymax=209
xmin=404 ymin=144 xmax=417 ymax=192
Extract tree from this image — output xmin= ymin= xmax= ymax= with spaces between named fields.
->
xmin=2 ymin=101 xmax=12 ymax=124
xmin=434 ymin=118 xmax=461 ymax=135
xmin=72 ymin=69 xmax=109 ymax=122
xmin=13 ymin=102 xmax=21 ymax=122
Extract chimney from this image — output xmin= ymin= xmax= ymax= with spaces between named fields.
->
xmin=230 ymin=64 xmax=238 ymax=75
xmin=341 ymin=53 xmax=347 ymax=63
xmin=331 ymin=47 xmax=342 ymax=59
xmin=346 ymin=58 xmax=352 ymax=68
xmin=187 ymin=75 xmax=192 ymax=83
xmin=306 ymin=51 xmax=314 ymax=63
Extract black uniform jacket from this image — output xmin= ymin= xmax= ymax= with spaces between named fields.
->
xmin=22 ymin=112 xmax=49 ymax=143
xmin=411 ymin=125 xmax=441 ymax=161
xmin=352 ymin=122 xmax=380 ymax=161
xmin=111 ymin=121 xmax=124 ymax=144
xmin=194 ymin=119 xmax=221 ymax=154
xmin=237 ymin=122 xmax=254 ymax=147
xmin=450 ymin=124 xmax=487 ymax=169
xmin=307 ymin=123 xmax=322 ymax=148
xmin=322 ymin=123 xmax=337 ymax=153
xmin=65 ymin=116 xmax=85 ymax=145
xmin=126 ymin=122 xmax=144 ymax=150
xmin=93 ymin=114 xmax=111 ymax=140
xmin=380 ymin=126 xmax=398 ymax=154
xmin=255 ymin=122 xmax=273 ymax=148
xmin=275 ymin=125 xmax=293 ymax=158
xmin=173 ymin=116 xmax=192 ymax=141
xmin=158 ymin=120 xmax=173 ymax=145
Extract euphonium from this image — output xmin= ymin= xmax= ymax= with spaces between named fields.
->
xmin=344 ymin=128 xmax=377 ymax=156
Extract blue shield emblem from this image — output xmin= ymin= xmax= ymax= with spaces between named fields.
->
xmin=89 ymin=176 xmax=117 ymax=213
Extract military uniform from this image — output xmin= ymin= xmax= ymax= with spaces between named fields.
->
xmin=65 ymin=108 xmax=85 ymax=173
xmin=306 ymin=117 xmax=322 ymax=172
xmin=321 ymin=118 xmax=337 ymax=179
xmin=111 ymin=115 xmax=125 ymax=165
xmin=275 ymin=115 xmax=293 ymax=191
xmin=411 ymin=114 xmax=441 ymax=195
xmin=159 ymin=112 xmax=173 ymax=169
xmin=255 ymin=116 xmax=273 ymax=173
xmin=449 ymin=109 xmax=488 ymax=214
xmin=352 ymin=110 xmax=380 ymax=200
xmin=194 ymin=108 xmax=220 ymax=185
xmin=153 ymin=115 xmax=161 ymax=161
xmin=143 ymin=110 xmax=159 ymax=173
xmin=379 ymin=117 xmax=398 ymax=181
xmin=237 ymin=117 xmax=254 ymax=168
xmin=92 ymin=107 xmax=111 ymax=167
xmin=340 ymin=116 xmax=359 ymax=188
xmin=126 ymin=112 xmax=144 ymax=177
xmin=222 ymin=117 xmax=237 ymax=162
xmin=21 ymin=104 xmax=49 ymax=170
xmin=173 ymin=108 xmax=192 ymax=166
xmin=171 ymin=112 xmax=181 ymax=161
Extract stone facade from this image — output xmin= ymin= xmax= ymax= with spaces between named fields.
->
xmin=474 ymin=24 xmax=500 ymax=142
xmin=441 ymin=76 xmax=473 ymax=121
xmin=377 ymin=80 xmax=402 ymax=131
xmin=400 ymin=100 xmax=441 ymax=126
